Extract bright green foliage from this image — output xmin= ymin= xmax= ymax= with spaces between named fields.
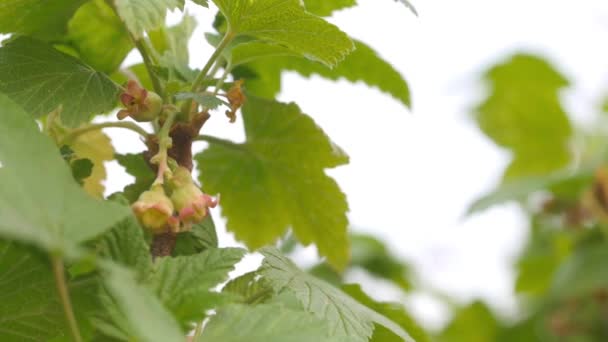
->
xmin=260 ymin=248 xmax=415 ymax=342
xmin=238 ymin=40 xmax=411 ymax=108
xmin=67 ymin=0 xmax=132 ymax=73
xmin=212 ymin=0 xmax=354 ymax=67
xmin=112 ymin=0 xmax=181 ymax=38
xmin=230 ymin=42 xmax=301 ymax=67
xmin=474 ymin=54 xmax=573 ymax=180
xmin=0 ymin=93 xmax=128 ymax=253
xmin=342 ymin=284 xmax=429 ymax=342
xmin=303 ymin=0 xmax=357 ymax=16
xmin=0 ymin=0 xmax=87 ymax=40
xmin=147 ymin=248 xmax=246 ymax=324
xmin=551 ymin=242 xmax=608 ymax=299
xmin=116 ymin=153 xmax=156 ymax=203
xmin=437 ymin=301 xmax=499 ymax=342
xmin=71 ymin=158 xmax=94 ymax=185
xmin=350 ymin=234 xmax=413 ymax=292
xmin=149 ymin=14 xmax=197 ymax=81
xmin=196 ymin=96 xmax=350 ymax=269
xmin=0 ymin=37 xmax=121 ymax=127
xmin=101 ymin=263 xmax=185 ymax=342
xmin=198 ymin=303 xmax=332 ymax=342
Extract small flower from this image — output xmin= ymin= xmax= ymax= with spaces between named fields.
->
xmin=169 ymin=167 xmax=217 ymax=228
xmin=117 ymin=80 xmax=162 ymax=122
xmin=225 ymin=79 xmax=245 ymax=123
xmin=132 ymin=184 xmax=175 ymax=232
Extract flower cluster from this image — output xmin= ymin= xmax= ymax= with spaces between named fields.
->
xmin=131 ymin=167 xmax=217 ymax=233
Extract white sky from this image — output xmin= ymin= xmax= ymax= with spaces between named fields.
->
xmin=104 ymin=0 xmax=608 ymax=329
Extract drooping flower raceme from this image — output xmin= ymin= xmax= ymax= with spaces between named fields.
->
xmin=117 ymin=80 xmax=162 ymax=122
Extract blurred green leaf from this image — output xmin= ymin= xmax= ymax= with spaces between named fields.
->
xmin=260 ymin=247 xmax=415 ymax=342
xmin=71 ymin=158 xmax=94 ymax=185
xmin=438 ymin=301 xmax=499 ymax=342
xmin=551 ymin=242 xmax=608 ymax=299
xmin=0 ymin=93 xmax=128 ymax=254
xmin=212 ymin=0 xmax=354 ymax=67
xmin=148 ymin=14 xmax=197 ymax=82
xmin=196 ymin=96 xmax=350 ymax=269
xmin=67 ymin=0 xmax=132 ymax=73
xmin=116 ymin=153 xmax=155 ymax=203
xmin=351 ymin=234 xmax=413 ymax=291
xmin=198 ymin=303 xmax=332 ymax=342
xmin=0 ymin=0 xmax=86 ymax=40
xmin=0 ymin=37 xmax=121 ymax=127
xmin=342 ymin=284 xmax=429 ymax=342
xmin=474 ymin=54 xmax=572 ymax=180
xmin=240 ymin=40 xmax=410 ymax=108
xmin=0 ymin=240 xmax=98 ymax=341
xmin=468 ymin=168 xmax=594 ymax=214
xmin=112 ymin=0 xmax=180 ymax=38
xmin=101 ymin=263 xmax=184 ymax=342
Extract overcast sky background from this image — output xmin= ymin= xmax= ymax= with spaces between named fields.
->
xmin=104 ymin=0 xmax=608 ymax=329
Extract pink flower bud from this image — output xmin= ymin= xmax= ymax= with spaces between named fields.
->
xmin=132 ymin=185 xmax=175 ymax=233
xmin=117 ymin=80 xmax=162 ymax=122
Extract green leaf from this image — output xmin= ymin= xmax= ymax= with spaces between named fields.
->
xmin=147 ymin=248 xmax=246 ymax=325
xmin=101 ymin=263 xmax=185 ymax=342
xmin=98 ymin=216 xmax=153 ymax=280
xmin=222 ymin=271 xmax=273 ymax=304
xmin=196 ymin=96 xmax=350 ymax=269
xmin=174 ymin=92 xmax=226 ymax=110
xmin=474 ymin=54 xmax=573 ymax=180
xmin=0 ymin=0 xmax=86 ymax=40
xmin=342 ymin=284 xmax=429 ymax=342
xmin=198 ymin=303 xmax=332 ymax=342
xmin=112 ymin=0 xmax=181 ymax=38
xmin=0 ymin=241 xmax=68 ymax=341
xmin=212 ymin=0 xmax=354 ymax=67
xmin=239 ymin=40 xmax=410 ymax=108
xmin=438 ymin=301 xmax=499 ymax=342
xmin=467 ymin=168 xmax=594 ymax=214
xmin=350 ymin=234 xmax=413 ymax=292
xmin=230 ymin=42 xmax=301 ymax=67
xmin=0 ymin=37 xmax=121 ymax=127
xmin=302 ymin=0 xmax=357 ymax=16
xmin=551 ymin=243 xmax=608 ymax=299
xmin=173 ymin=215 xmax=219 ymax=256
xmin=149 ymin=14 xmax=197 ymax=82
xmin=260 ymin=248 xmax=415 ymax=342
xmin=191 ymin=0 xmax=209 ymax=7
xmin=115 ymin=153 xmax=155 ymax=203
xmin=0 ymin=93 xmax=129 ymax=253
xmin=67 ymin=0 xmax=133 ymax=73
xmin=71 ymin=158 xmax=94 ymax=184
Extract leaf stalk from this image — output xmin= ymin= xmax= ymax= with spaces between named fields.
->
xmin=51 ymin=255 xmax=83 ymax=342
